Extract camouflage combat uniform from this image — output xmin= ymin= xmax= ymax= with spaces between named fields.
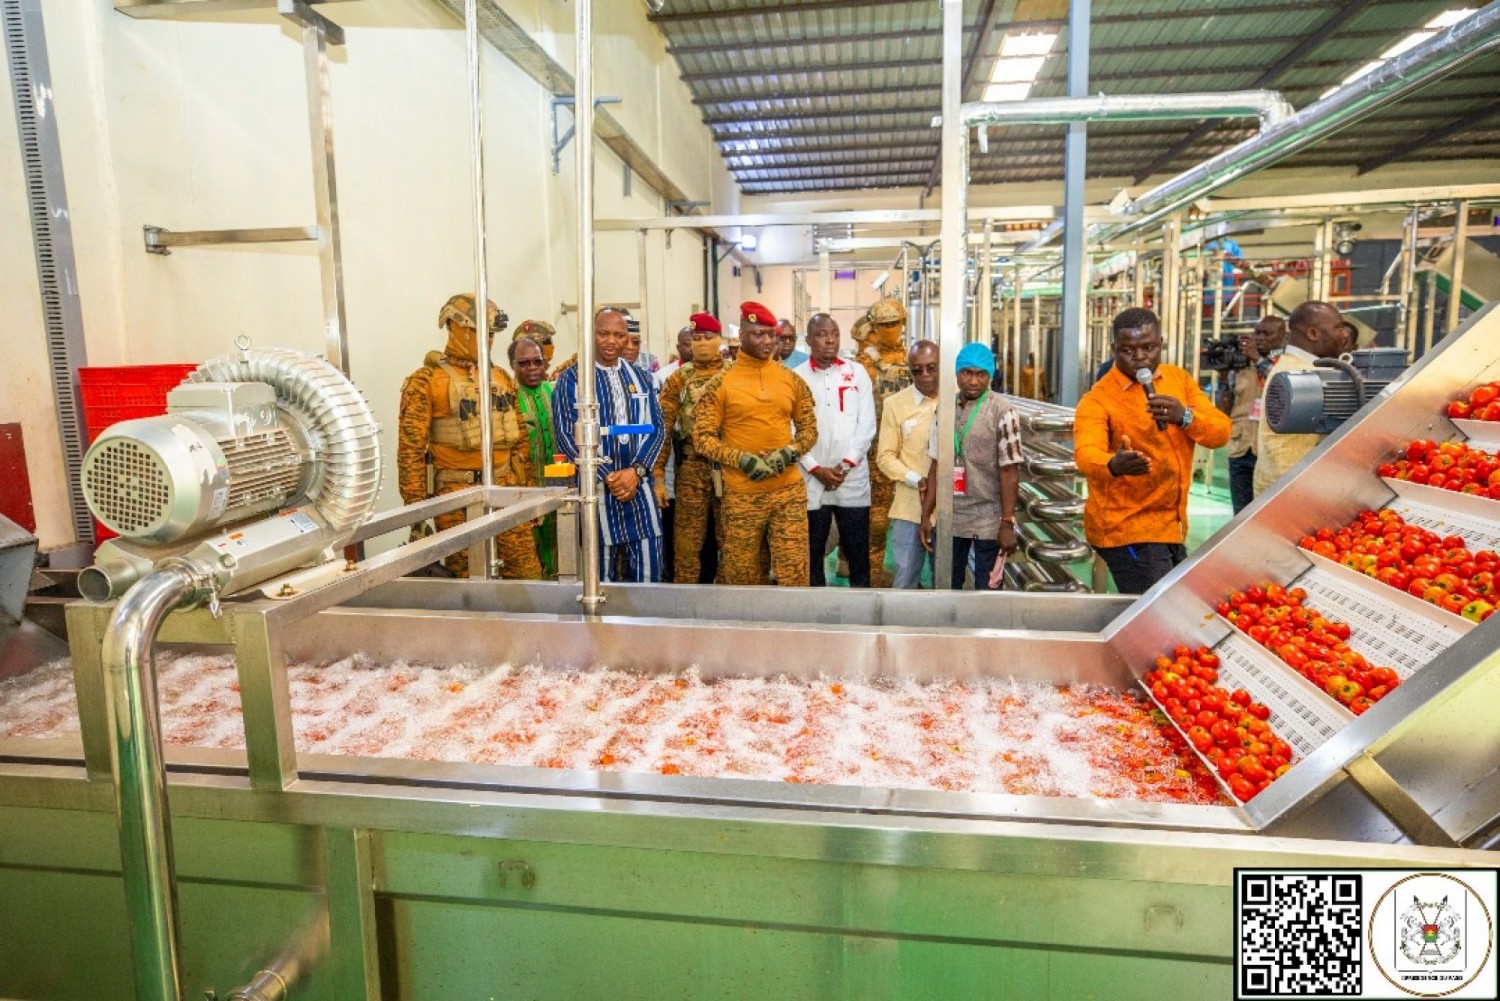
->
xmin=855 ymin=300 xmax=913 ymax=588
xmin=656 ymin=357 xmax=727 ymax=584
xmin=692 ymin=354 xmax=818 ymax=587
xmin=398 ymin=302 xmax=544 ymax=579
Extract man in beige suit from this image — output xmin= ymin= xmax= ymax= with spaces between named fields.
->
xmin=1252 ymin=301 xmax=1345 ymax=497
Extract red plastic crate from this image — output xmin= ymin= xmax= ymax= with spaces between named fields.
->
xmin=79 ymin=364 xmax=198 ymax=545
xmin=79 ymin=364 xmax=199 ymax=441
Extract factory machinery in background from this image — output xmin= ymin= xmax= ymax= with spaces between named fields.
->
xmin=2 ymin=310 xmax=1499 ymax=997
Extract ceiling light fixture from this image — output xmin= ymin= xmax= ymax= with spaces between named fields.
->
xmin=984 ymin=31 xmax=1058 ymax=104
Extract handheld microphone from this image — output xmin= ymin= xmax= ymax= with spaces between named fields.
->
xmin=1136 ymin=367 xmax=1167 ymax=431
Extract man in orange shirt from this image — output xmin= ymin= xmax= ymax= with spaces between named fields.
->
xmin=693 ymin=301 xmax=819 ymax=586
xmin=1073 ymin=307 xmax=1231 ymax=594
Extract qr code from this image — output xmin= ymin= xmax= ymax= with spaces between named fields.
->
xmin=1238 ymin=872 xmax=1363 ymax=997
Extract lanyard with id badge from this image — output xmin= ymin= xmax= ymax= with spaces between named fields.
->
xmin=953 ymin=392 xmax=986 ymax=496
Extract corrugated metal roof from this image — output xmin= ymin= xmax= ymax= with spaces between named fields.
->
xmin=650 ymin=0 xmax=1500 ymax=194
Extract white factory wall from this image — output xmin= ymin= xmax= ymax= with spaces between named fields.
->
xmin=2 ymin=0 xmax=733 ymax=551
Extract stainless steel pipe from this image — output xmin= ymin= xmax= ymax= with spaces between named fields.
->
xmin=226 ymin=910 xmax=329 ymax=1001
xmin=961 ymin=90 xmax=1293 ymax=130
xmin=575 ymin=0 xmax=603 ymax=612
xmin=102 ymin=564 xmax=209 ymax=1001
xmin=1109 ymin=1 xmax=1500 ymax=238
xmin=464 ymin=0 xmax=495 ymax=579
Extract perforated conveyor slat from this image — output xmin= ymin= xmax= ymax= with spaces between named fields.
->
xmin=1213 ymin=634 xmax=1345 ymax=760
xmin=1386 ymin=496 xmax=1500 ymax=553
xmin=1292 ymin=566 xmax=1469 ymax=679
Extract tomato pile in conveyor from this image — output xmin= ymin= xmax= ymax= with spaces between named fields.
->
xmin=0 ymin=654 xmax=1226 ymax=805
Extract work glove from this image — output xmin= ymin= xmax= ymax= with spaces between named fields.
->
xmin=763 ymin=446 xmax=799 ymax=475
xmin=738 ymin=452 xmax=776 ymax=482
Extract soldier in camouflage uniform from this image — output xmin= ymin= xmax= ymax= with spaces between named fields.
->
xmin=513 ymin=319 xmax=556 ymax=369
xmin=693 ymin=301 xmax=818 ymax=587
xmin=398 ymin=293 xmax=544 ymax=579
xmin=856 ymin=298 xmax=913 ymax=587
xmin=655 ymin=311 xmax=728 ymax=584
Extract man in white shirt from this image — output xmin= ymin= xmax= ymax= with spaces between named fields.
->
xmin=794 ymin=314 xmax=877 ymax=587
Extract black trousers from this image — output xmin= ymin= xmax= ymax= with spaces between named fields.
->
xmin=952 ymin=536 xmax=1003 ymax=591
xmin=1229 ymin=450 xmax=1257 ymax=514
xmin=808 ymin=505 xmax=870 ymax=587
xmin=1096 ymin=542 xmax=1187 ymax=595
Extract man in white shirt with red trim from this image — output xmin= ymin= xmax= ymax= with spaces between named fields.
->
xmin=794 ymin=313 xmax=877 ymax=587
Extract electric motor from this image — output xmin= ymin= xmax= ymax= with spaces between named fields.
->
xmin=82 ymin=382 xmax=312 ymax=545
xmin=1264 ymin=348 xmax=1408 ymax=435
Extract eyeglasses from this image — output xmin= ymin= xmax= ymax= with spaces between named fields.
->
xmin=909 ymin=363 xmax=940 ymax=374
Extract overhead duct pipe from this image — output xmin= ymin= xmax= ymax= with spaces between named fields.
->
xmin=962 ymin=90 xmax=1293 ymax=133
xmin=1104 ymin=1 xmax=1500 ymax=240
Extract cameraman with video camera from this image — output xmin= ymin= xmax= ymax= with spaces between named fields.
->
xmin=1211 ymin=315 xmax=1286 ymax=513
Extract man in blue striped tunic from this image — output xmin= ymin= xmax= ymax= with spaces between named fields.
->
xmin=552 ymin=306 xmax=667 ymax=583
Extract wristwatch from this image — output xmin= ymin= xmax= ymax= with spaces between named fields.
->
xmin=632 ymin=462 xmax=649 ymax=480
xmin=1180 ymin=408 xmax=1195 ymax=428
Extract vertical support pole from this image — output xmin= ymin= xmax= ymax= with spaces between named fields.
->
xmin=1310 ymin=218 xmax=1331 ymax=302
xmin=1446 ymin=199 xmax=1469 ymax=335
xmin=1189 ymin=243 xmax=1204 ymax=381
xmin=819 ymin=250 xmax=832 ymax=313
xmin=979 ymin=220 xmax=993 ymax=354
xmin=1160 ymin=218 xmax=1182 ymax=366
xmin=637 ymin=228 xmax=648 ymax=346
xmin=575 ymin=0 xmax=603 ymax=613
xmin=323 ymin=828 xmax=381 ymax=1000
xmin=1421 ymin=270 xmax=1438 ymax=357
xmin=1057 ymin=0 xmax=1090 ymax=406
xmin=64 ymin=602 xmax=115 ymax=782
xmin=233 ymin=610 xmax=298 ymax=791
xmin=1030 ymin=292 xmax=1041 ymax=392
xmin=1400 ymin=207 xmax=1419 ymax=356
xmin=934 ymin=0 xmax=964 ymax=591
xmin=300 ymin=20 xmax=350 ymax=375
xmin=463 ymin=0 xmax=495 ymax=579
xmin=1011 ymin=261 xmax=1023 ymax=393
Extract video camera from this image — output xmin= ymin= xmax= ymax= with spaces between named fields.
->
xmin=1201 ymin=336 xmax=1251 ymax=372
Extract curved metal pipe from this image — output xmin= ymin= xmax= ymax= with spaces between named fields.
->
xmin=1024 ymin=454 xmax=1079 ymax=478
xmin=1024 ymin=412 xmax=1074 ymax=433
xmin=103 ymin=563 xmax=209 ymax=1001
xmin=227 ymin=910 xmax=329 ymax=1001
xmin=961 ymin=90 xmax=1293 ymax=130
xmin=1107 ymin=3 xmax=1500 ymax=239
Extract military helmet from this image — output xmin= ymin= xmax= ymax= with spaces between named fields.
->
xmin=869 ymin=298 xmax=908 ymax=326
xmin=513 ymin=319 xmax=555 ymax=344
xmin=850 ymin=312 xmax=875 ymax=343
xmin=438 ymin=293 xmax=507 ymax=333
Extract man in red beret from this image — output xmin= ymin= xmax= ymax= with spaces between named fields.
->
xmin=693 ymin=302 xmax=818 ymax=586
xmin=655 ymin=311 xmax=729 ymax=584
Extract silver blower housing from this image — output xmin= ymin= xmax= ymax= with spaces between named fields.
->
xmin=80 ymin=347 xmax=381 ymax=602
xmin=1264 ymin=347 xmax=1408 ymax=436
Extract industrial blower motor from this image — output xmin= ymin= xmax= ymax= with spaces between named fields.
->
xmin=79 ymin=347 xmax=381 ymax=602
xmin=1264 ymin=348 xmax=1409 ymax=436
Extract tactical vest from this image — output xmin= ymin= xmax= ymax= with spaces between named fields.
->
xmin=675 ymin=365 xmax=720 ymax=457
xmin=867 ymin=351 xmax=912 ymax=426
xmin=429 ymin=361 xmax=524 ymax=454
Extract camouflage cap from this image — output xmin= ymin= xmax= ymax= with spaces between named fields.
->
xmin=513 ymin=319 xmax=555 ymax=344
xmin=869 ymin=298 xmax=908 ymax=325
xmin=438 ymin=293 xmax=507 ymax=333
